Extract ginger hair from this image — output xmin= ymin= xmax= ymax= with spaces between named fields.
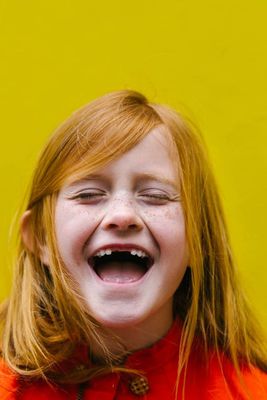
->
xmin=1 ymin=90 xmax=266 ymax=390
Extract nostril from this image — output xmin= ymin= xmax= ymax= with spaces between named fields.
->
xmin=129 ymin=224 xmax=138 ymax=230
xmin=102 ymin=208 xmax=143 ymax=231
xmin=107 ymin=222 xmax=140 ymax=230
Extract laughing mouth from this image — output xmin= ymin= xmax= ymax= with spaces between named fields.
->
xmin=88 ymin=247 xmax=153 ymax=284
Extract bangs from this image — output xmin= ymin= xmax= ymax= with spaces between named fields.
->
xmin=56 ymin=93 xmax=163 ymax=186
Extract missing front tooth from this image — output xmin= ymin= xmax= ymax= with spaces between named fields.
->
xmin=93 ymin=251 xmax=149 ymax=270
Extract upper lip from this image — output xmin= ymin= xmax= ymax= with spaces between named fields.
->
xmin=88 ymin=243 xmax=154 ymax=265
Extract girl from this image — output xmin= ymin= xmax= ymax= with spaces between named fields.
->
xmin=0 ymin=90 xmax=267 ymax=399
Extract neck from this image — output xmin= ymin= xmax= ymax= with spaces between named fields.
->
xmin=91 ymin=309 xmax=174 ymax=363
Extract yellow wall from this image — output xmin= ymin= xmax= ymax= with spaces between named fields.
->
xmin=0 ymin=1 xmax=266 ymax=329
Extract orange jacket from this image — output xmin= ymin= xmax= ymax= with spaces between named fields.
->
xmin=1 ymin=321 xmax=267 ymax=399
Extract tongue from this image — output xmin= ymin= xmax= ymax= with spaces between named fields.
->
xmin=96 ymin=261 xmax=145 ymax=283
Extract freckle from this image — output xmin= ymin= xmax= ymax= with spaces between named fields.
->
xmin=164 ymin=209 xmax=175 ymax=219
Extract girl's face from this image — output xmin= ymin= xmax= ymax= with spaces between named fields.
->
xmin=55 ymin=127 xmax=188 ymax=334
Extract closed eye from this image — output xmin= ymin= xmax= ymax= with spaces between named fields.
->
xmin=69 ymin=190 xmax=106 ymax=202
xmin=138 ymin=191 xmax=180 ymax=204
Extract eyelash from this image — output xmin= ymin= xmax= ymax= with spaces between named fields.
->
xmin=72 ymin=192 xmax=105 ymax=200
xmin=76 ymin=193 xmax=104 ymax=199
xmin=139 ymin=193 xmax=171 ymax=202
xmin=70 ymin=191 xmax=177 ymax=204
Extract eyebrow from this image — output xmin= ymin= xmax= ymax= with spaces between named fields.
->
xmin=68 ymin=172 xmax=179 ymax=190
xmin=135 ymin=172 xmax=179 ymax=190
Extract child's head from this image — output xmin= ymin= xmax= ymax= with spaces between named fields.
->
xmin=4 ymin=89 xmax=247 ymax=380
xmin=21 ymin=90 xmax=226 ymax=331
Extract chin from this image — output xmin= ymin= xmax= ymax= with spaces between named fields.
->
xmin=93 ymin=312 xmax=147 ymax=329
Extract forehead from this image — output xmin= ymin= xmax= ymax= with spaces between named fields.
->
xmin=63 ymin=127 xmax=180 ymax=190
xmin=119 ymin=126 xmax=178 ymax=168
xmin=61 ymin=126 xmax=180 ymax=187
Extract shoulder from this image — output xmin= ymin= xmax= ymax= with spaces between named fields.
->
xmin=0 ymin=359 xmax=77 ymax=400
xmin=0 ymin=358 xmax=18 ymax=399
xmin=233 ymin=363 xmax=267 ymax=400
xmin=206 ymin=351 xmax=267 ymax=399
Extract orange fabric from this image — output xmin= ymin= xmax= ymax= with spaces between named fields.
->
xmin=1 ymin=321 xmax=267 ymax=399
xmin=0 ymin=359 xmax=18 ymax=400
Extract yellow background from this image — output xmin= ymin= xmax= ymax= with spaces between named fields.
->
xmin=0 ymin=1 xmax=267 ymax=329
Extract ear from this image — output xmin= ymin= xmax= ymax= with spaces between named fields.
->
xmin=21 ymin=210 xmax=34 ymax=252
xmin=21 ymin=210 xmax=50 ymax=265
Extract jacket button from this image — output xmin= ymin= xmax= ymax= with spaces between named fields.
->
xmin=129 ymin=376 xmax=149 ymax=396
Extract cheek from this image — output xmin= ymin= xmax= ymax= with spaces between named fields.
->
xmin=143 ymin=205 xmax=188 ymax=266
xmin=55 ymin=203 xmax=101 ymax=259
xmin=142 ymin=204 xmax=186 ymax=239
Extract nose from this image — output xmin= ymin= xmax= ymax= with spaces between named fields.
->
xmin=101 ymin=197 xmax=143 ymax=232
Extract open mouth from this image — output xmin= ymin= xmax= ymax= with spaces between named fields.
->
xmin=88 ymin=248 xmax=153 ymax=284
